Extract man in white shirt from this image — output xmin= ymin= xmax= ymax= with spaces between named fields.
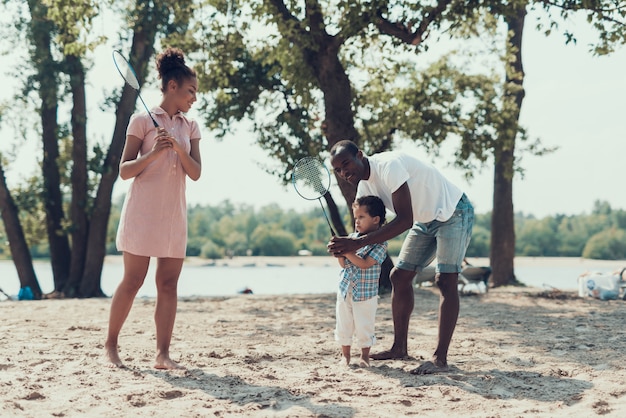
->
xmin=327 ymin=140 xmax=474 ymax=374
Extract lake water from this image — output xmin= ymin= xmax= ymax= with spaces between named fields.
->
xmin=0 ymin=258 xmax=624 ymax=299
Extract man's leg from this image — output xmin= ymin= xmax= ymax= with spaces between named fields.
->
xmin=370 ymin=267 xmax=416 ymax=360
xmin=412 ymin=194 xmax=473 ymax=374
xmin=410 ymin=272 xmax=459 ymax=374
xmin=434 ymin=272 xmax=460 ymax=362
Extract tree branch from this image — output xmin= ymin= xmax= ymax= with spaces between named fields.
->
xmin=537 ymin=0 xmax=626 ymax=16
xmin=374 ymin=0 xmax=453 ymax=46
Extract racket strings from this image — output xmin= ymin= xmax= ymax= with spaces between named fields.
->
xmin=123 ymin=67 xmax=140 ymax=89
xmin=293 ymin=159 xmax=330 ymax=200
xmin=113 ymin=50 xmax=159 ymax=127
xmin=113 ymin=52 xmax=140 ymax=89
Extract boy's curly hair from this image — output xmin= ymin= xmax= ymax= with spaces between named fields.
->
xmin=353 ymin=195 xmax=386 ymax=225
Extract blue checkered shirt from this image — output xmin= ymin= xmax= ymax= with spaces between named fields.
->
xmin=338 ymin=233 xmax=388 ymax=302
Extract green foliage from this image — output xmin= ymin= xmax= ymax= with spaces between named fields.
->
xmin=11 ymin=177 xmax=47 ymax=249
xmin=186 ymin=236 xmax=208 ymax=257
xmin=249 ymin=225 xmax=297 ymax=256
xmin=466 ymin=225 xmax=490 ymax=257
xmin=200 ymin=239 xmax=224 ymax=259
xmin=42 ymin=0 xmax=105 ymax=56
xmin=100 ymin=198 xmax=626 ymax=260
xmin=514 ymin=200 xmax=626 ymax=259
xmin=387 ymin=239 xmax=404 ymax=256
xmin=516 ymin=217 xmax=560 ymax=256
xmin=582 ymin=228 xmax=626 ymax=260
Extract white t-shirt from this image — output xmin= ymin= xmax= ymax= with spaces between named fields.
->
xmin=356 ymin=151 xmax=464 ymax=223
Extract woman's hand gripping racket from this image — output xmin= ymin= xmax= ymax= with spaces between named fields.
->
xmin=292 ymin=157 xmax=335 ymax=236
xmin=112 ymin=50 xmax=159 ymax=128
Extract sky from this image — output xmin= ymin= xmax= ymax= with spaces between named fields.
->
xmin=1 ymin=10 xmax=625 ymax=219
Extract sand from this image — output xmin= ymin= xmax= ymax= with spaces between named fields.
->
xmin=2 ymin=268 xmax=626 ymax=417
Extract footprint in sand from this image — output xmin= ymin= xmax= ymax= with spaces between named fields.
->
xmin=158 ymin=390 xmax=184 ymax=400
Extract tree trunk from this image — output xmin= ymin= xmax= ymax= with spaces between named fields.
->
xmin=28 ymin=0 xmax=72 ymax=292
xmin=490 ymin=3 xmax=527 ymax=287
xmin=323 ymin=191 xmax=347 ymax=236
xmin=80 ymin=5 xmax=162 ymax=297
xmin=64 ymin=54 xmax=89 ymax=297
xmin=0 ymin=164 xmax=42 ymax=299
xmin=298 ymin=18 xmax=360 ymax=213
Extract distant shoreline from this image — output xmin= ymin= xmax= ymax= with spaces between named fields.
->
xmin=5 ymin=255 xmax=623 ymax=271
xmin=101 ymin=255 xmax=626 ymax=270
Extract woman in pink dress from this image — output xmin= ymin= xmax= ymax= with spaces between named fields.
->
xmin=105 ymin=47 xmax=202 ymax=369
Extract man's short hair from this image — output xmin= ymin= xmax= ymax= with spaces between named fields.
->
xmin=330 ymin=140 xmax=359 ymax=157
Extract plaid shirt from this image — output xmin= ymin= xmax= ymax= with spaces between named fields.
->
xmin=338 ymin=233 xmax=388 ymax=302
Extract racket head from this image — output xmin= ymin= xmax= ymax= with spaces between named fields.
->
xmin=292 ymin=157 xmax=331 ymax=200
xmin=112 ymin=50 xmax=140 ymax=90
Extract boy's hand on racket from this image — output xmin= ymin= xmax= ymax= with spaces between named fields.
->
xmin=327 ymin=235 xmax=359 ymax=257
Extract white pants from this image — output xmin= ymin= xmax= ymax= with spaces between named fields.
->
xmin=335 ymin=292 xmax=378 ymax=348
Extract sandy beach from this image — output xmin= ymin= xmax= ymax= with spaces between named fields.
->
xmin=2 ymin=271 xmax=626 ymax=417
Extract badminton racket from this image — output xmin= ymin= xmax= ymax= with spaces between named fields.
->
xmin=112 ymin=50 xmax=159 ymax=127
xmin=292 ymin=157 xmax=335 ymax=236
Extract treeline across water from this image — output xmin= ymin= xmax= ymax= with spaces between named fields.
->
xmin=20 ymin=199 xmax=626 ymax=261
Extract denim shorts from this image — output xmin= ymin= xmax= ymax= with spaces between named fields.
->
xmin=396 ymin=194 xmax=474 ymax=274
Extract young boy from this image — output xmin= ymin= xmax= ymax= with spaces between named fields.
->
xmin=335 ymin=195 xmax=388 ymax=367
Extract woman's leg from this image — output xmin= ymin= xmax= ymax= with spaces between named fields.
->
xmin=154 ymin=257 xmax=184 ymax=369
xmin=105 ymin=252 xmax=150 ymax=367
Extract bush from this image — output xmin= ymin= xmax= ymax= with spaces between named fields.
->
xmin=200 ymin=240 xmax=224 ymax=259
xmin=582 ymin=228 xmax=626 ymax=260
xmin=186 ymin=237 xmax=208 ymax=257
xmin=466 ymin=225 xmax=490 ymax=257
xmin=387 ymin=239 xmax=404 ymax=257
xmin=250 ymin=226 xmax=296 ymax=256
xmin=307 ymin=241 xmax=330 ymax=256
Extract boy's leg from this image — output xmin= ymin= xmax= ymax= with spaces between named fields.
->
xmin=353 ymin=297 xmax=378 ymax=367
xmin=335 ymin=292 xmax=354 ymax=365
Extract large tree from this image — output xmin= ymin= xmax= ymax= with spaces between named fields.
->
xmin=187 ymin=0 xmax=504 ymax=288
xmin=485 ymin=0 xmax=626 ymax=285
xmin=190 ymin=0 xmax=626 ymax=288
xmin=0 ymin=159 xmax=41 ymax=298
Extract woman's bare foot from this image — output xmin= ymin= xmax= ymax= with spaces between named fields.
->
xmin=359 ymin=357 xmax=370 ymax=367
xmin=370 ymin=348 xmax=408 ymax=360
xmin=104 ymin=345 xmax=125 ymax=368
xmin=410 ymin=360 xmax=449 ymax=375
xmin=155 ymin=354 xmax=185 ymax=370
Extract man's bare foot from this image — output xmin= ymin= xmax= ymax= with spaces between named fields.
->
xmin=155 ymin=355 xmax=185 ymax=370
xmin=104 ymin=346 xmax=125 ymax=369
xmin=370 ymin=349 xmax=408 ymax=360
xmin=410 ymin=360 xmax=449 ymax=375
xmin=359 ymin=357 xmax=370 ymax=368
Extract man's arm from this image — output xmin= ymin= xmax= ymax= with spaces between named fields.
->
xmin=328 ymin=182 xmax=414 ymax=255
